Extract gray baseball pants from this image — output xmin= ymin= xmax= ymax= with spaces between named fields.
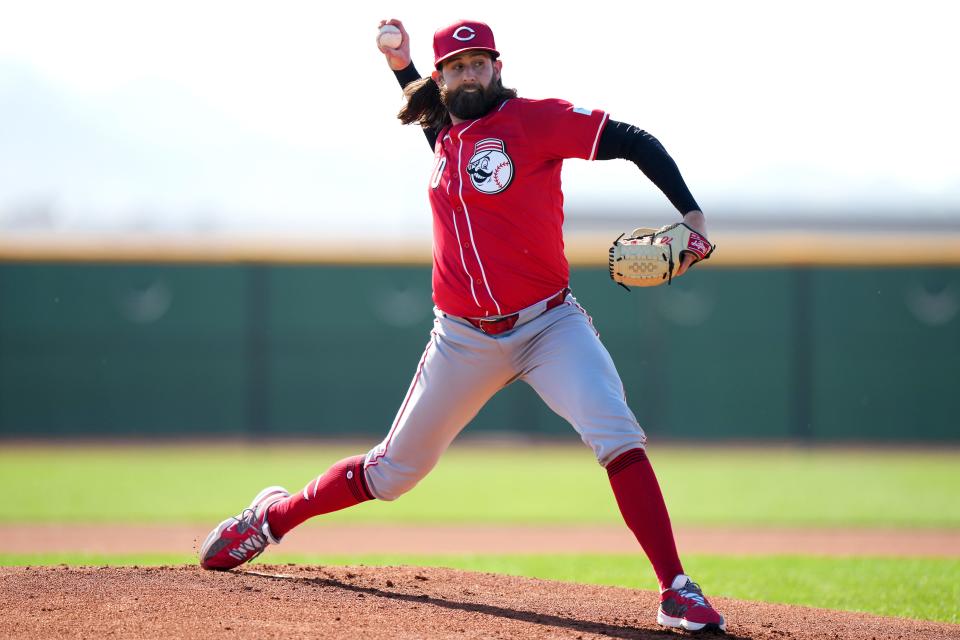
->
xmin=363 ymin=291 xmax=647 ymax=501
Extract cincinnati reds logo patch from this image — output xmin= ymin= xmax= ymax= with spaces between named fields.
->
xmin=466 ymin=138 xmax=513 ymax=194
xmin=453 ymin=26 xmax=476 ymax=41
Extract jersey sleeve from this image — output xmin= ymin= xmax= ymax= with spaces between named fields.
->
xmin=517 ymin=98 xmax=609 ymax=161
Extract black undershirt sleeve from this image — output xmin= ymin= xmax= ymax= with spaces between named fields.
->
xmin=393 ymin=63 xmax=421 ymax=88
xmin=392 ymin=63 xmax=439 ymax=150
xmin=595 ymin=119 xmax=701 ymax=215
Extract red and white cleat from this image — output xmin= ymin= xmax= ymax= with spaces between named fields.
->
xmin=657 ymin=574 xmax=727 ymax=633
xmin=199 ymin=486 xmax=289 ymax=571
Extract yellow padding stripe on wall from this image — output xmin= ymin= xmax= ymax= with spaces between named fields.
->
xmin=1 ymin=232 xmax=959 ymax=267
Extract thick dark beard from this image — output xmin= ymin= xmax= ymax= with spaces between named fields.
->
xmin=442 ymin=78 xmax=504 ymax=120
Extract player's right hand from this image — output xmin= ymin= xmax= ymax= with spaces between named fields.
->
xmin=377 ymin=18 xmax=411 ymax=71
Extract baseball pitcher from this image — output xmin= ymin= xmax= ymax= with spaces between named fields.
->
xmin=200 ymin=18 xmax=724 ymax=634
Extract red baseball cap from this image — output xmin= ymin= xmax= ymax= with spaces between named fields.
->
xmin=433 ymin=20 xmax=499 ymax=68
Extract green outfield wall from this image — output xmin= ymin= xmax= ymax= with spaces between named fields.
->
xmin=1 ymin=263 xmax=957 ymax=441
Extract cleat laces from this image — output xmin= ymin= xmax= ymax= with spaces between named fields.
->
xmin=232 ymin=508 xmax=267 ymax=556
xmin=234 ymin=508 xmax=259 ymax=532
xmin=677 ymin=580 xmax=708 ymax=607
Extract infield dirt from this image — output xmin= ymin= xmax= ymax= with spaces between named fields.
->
xmin=3 ymin=565 xmax=958 ymax=639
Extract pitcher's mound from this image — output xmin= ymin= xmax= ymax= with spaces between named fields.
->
xmin=1 ymin=565 xmax=955 ymax=639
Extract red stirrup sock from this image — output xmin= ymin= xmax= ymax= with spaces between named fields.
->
xmin=266 ymin=455 xmax=374 ymax=539
xmin=606 ymin=448 xmax=685 ymax=591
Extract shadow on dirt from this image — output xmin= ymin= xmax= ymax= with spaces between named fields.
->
xmin=243 ymin=569 xmax=738 ymax=639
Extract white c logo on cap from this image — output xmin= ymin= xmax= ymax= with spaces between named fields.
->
xmin=452 ymin=26 xmax=476 ymax=41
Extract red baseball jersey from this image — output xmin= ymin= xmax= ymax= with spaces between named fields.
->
xmin=428 ymin=97 xmax=609 ymax=318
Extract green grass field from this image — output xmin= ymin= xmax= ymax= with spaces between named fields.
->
xmin=3 ymin=443 xmax=959 ymax=526
xmin=2 ymin=443 xmax=959 ymax=623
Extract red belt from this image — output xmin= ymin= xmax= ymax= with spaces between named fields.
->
xmin=465 ymin=288 xmax=570 ymax=336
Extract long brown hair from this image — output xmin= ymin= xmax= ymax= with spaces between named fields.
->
xmin=398 ymin=76 xmax=451 ymax=129
xmin=397 ymin=73 xmax=518 ymax=130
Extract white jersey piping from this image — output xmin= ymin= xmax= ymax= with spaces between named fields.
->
xmin=450 ymin=201 xmax=480 ymax=308
xmin=589 ymin=111 xmax=610 ymax=161
xmin=442 ymin=135 xmax=480 ymax=307
xmin=457 ymin=119 xmax=502 ymax=315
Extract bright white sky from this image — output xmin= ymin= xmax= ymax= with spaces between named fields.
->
xmin=0 ymin=0 xmax=958 ymax=237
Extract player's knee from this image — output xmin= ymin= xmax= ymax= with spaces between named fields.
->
xmin=363 ymin=464 xmax=423 ymax=502
xmin=594 ymin=439 xmax=648 ymax=467
xmin=581 ymin=426 xmax=647 ymax=467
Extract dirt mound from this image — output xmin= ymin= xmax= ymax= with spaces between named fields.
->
xmin=2 ymin=565 xmax=956 ymax=639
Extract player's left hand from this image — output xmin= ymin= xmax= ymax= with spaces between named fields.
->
xmin=608 ymin=218 xmax=714 ymax=288
xmin=675 ymin=210 xmax=708 ymax=277
xmin=675 ymin=253 xmax=697 ymax=277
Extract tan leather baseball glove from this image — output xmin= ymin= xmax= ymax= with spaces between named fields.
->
xmin=608 ymin=222 xmax=715 ymax=289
